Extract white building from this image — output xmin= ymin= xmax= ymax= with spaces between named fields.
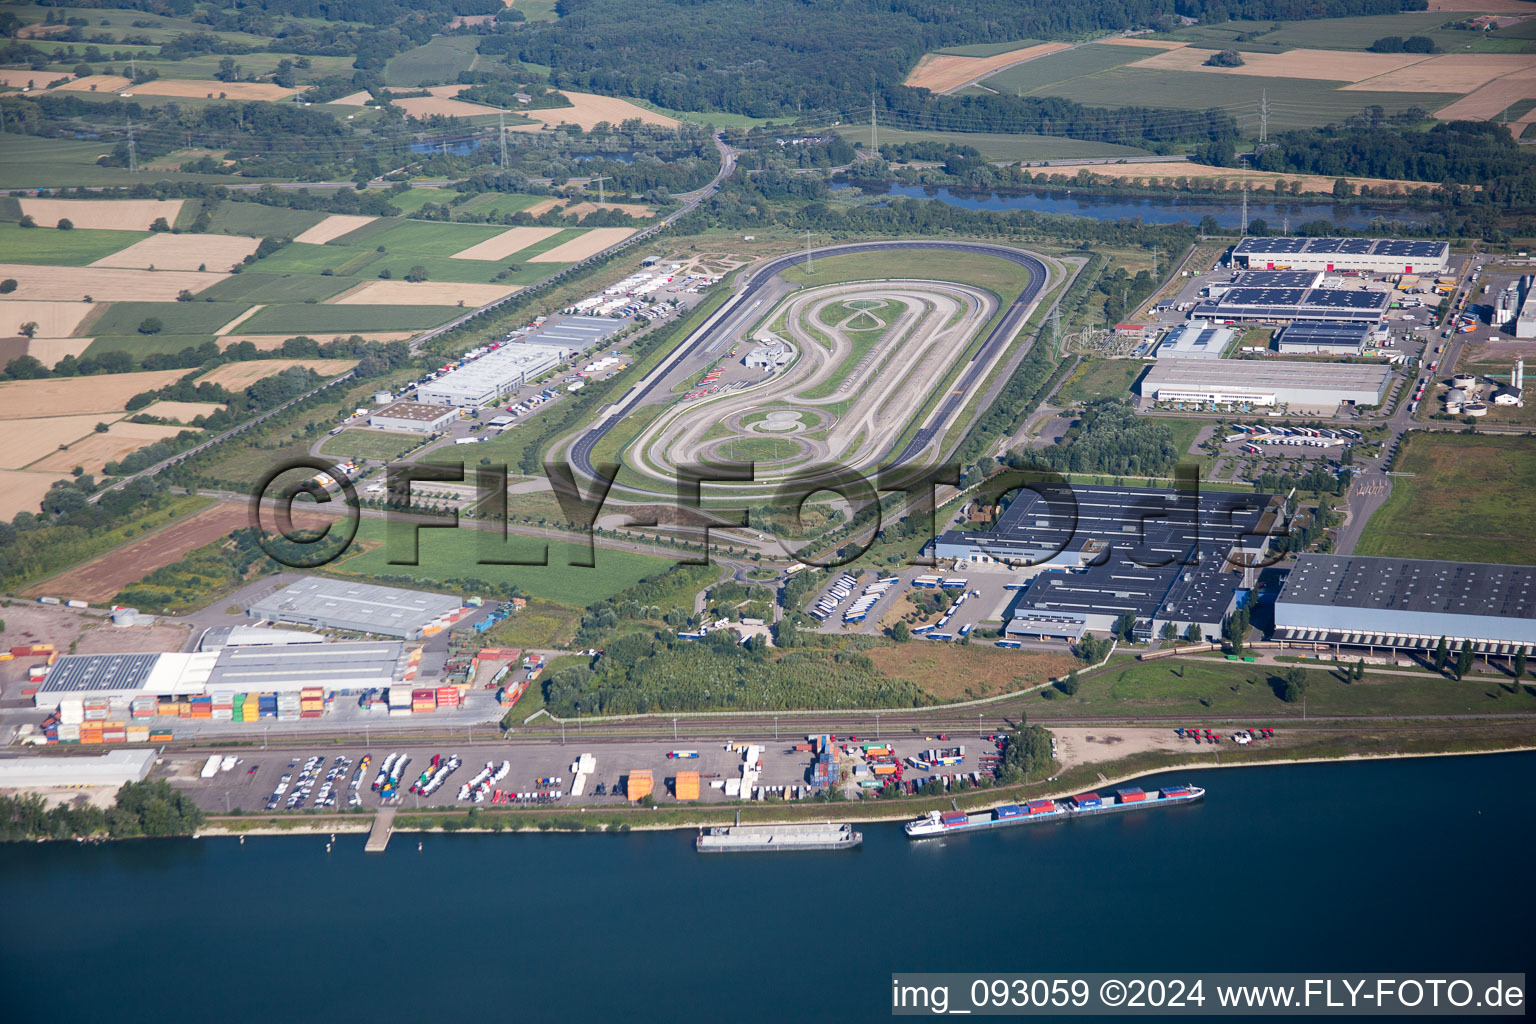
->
xmin=1231 ymin=237 xmax=1449 ymax=276
xmin=1154 ymin=321 xmax=1233 ymax=360
xmin=418 ymin=344 xmax=566 ymax=407
xmin=368 ymin=400 xmax=460 ymax=433
xmin=744 ymin=340 xmax=792 ymax=369
xmin=1140 ymin=360 xmax=1391 ymax=410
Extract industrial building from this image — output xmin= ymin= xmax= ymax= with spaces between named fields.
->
xmin=1513 ymin=275 xmax=1536 ymax=340
xmin=246 ymin=578 xmax=461 ymax=639
xmin=417 ymin=343 xmax=566 ymax=407
xmin=368 ymin=400 xmax=461 ymax=433
xmin=1191 ymin=284 xmax=1389 ymax=324
xmin=1275 ymin=322 xmax=1372 ymax=356
xmin=1230 ymin=237 xmax=1450 ymax=275
xmin=1154 ymin=321 xmax=1233 ymax=360
xmin=1224 ymin=270 xmax=1324 ymax=290
xmin=744 ymin=340 xmax=792 ymax=369
xmin=529 ymin=314 xmax=629 ymax=350
xmin=1140 ymin=359 xmax=1391 ymax=411
xmin=1273 ymin=554 xmax=1536 ymax=656
xmin=932 ymin=484 xmax=1284 ymax=640
xmin=198 ymin=625 xmax=326 ymax=653
xmin=0 ymin=750 xmax=154 ymax=789
xmin=33 ymin=642 xmax=407 ymax=706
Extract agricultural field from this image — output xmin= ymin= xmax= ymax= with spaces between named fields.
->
xmin=904 ymin=41 xmax=1068 ymax=93
xmin=84 ymin=301 xmax=252 ymax=337
xmin=234 ymin=303 xmax=462 ymax=335
xmin=1150 ymin=13 xmax=1536 ymax=54
xmin=195 ymin=202 xmax=330 ymax=239
xmin=0 ymin=222 xmax=151 ymax=264
xmin=1054 ymin=357 xmax=1143 ymax=405
xmin=1355 ymin=433 xmax=1536 ymax=564
xmin=833 ymin=125 xmax=1151 ymax=161
xmin=384 ymin=35 xmax=482 ymax=88
xmin=338 ymin=519 xmax=681 ymax=608
xmin=979 ymin=43 xmax=1145 ymax=96
xmin=196 ymin=358 xmax=356 ymax=389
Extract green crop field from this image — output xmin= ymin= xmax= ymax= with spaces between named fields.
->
xmin=980 ymin=43 xmax=1142 ymax=94
xmin=340 ymin=520 xmax=679 ymax=607
xmin=237 ymin=303 xmax=461 ymax=334
xmin=1355 ymin=433 xmax=1536 ymax=564
xmin=86 ymin=301 xmax=251 ymax=336
xmin=318 ymin=429 xmax=426 ymax=461
xmin=131 ymin=52 xmax=357 ymax=82
xmin=1154 ymin=15 xmax=1536 ymax=54
xmin=197 ymin=202 xmax=329 ymax=239
xmin=337 ymin=218 xmax=506 ymax=255
xmin=0 ymin=133 xmax=273 ymax=188
xmin=453 ymin=192 xmax=550 ymax=217
xmin=508 ymin=0 xmax=559 ymax=22
xmin=380 ymin=188 xmax=455 ymax=215
xmin=252 ymin=241 xmax=564 ymax=285
xmin=81 ymin=334 xmax=216 ymax=358
xmin=833 ymin=124 xmax=1149 ymax=161
xmin=198 ymin=272 xmax=358 ymax=304
xmin=1032 ymin=67 xmax=1456 ymax=130
xmin=0 ymin=221 xmax=150 ymax=264
xmin=384 ymin=35 xmax=481 ymax=87
xmin=933 ymin=38 xmax=1046 ymax=57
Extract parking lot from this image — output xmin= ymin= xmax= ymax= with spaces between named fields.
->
xmin=165 ymin=731 xmax=1006 ymax=813
xmin=808 ymin=565 xmax=1020 ymax=642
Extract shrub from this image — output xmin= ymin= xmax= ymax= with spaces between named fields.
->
xmin=1204 ymin=50 xmax=1244 ymax=67
xmin=0 ymin=279 xmax=15 ymax=294
xmin=57 ymin=218 xmax=74 ymax=230
xmin=137 ymin=317 xmax=164 ymax=334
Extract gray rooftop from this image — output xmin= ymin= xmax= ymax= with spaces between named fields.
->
xmin=248 ymin=578 xmax=460 ymax=638
xmin=1278 ymin=555 xmax=1536 ymax=621
xmin=1142 ymin=360 xmax=1391 ymax=393
xmin=37 ymin=653 xmax=159 ymax=695
xmin=1232 ymin=238 xmax=1448 ymax=259
xmin=205 ymin=641 xmax=405 ymax=692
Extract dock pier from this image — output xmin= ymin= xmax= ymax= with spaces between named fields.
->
xmin=365 ymin=807 xmax=396 ymax=852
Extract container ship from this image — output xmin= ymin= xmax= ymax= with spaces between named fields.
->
xmin=904 ymin=784 xmax=1204 ymax=839
xmin=696 ymin=822 xmax=862 ymax=853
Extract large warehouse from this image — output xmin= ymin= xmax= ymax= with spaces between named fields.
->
xmin=1190 ymin=284 xmax=1389 ymax=324
xmin=1140 ymin=359 xmax=1391 ymax=410
xmin=1273 ymin=554 xmax=1536 ymax=656
xmin=528 ymin=314 xmax=629 ymax=350
xmin=417 ymin=343 xmax=567 ymax=407
xmin=368 ymin=400 xmax=460 ymax=433
xmin=247 ymin=578 xmax=461 ymax=639
xmin=0 ymin=750 xmax=154 ymax=789
xmin=1275 ymin=322 xmax=1372 ymax=356
xmin=1155 ymin=320 xmax=1233 ymax=360
xmin=1230 ymin=237 xmax=1450 ymax=275
xmin=33 ymin=641 xmax=406 ymax=706
xmin=933 ymin=484 xmax=1285 ymax=641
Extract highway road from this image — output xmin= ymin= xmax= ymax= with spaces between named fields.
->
xmin=567 ymin=239 xmax=1051 ymax=488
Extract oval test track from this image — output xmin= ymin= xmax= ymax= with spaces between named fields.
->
xmin=568 ymin=240 xmax=1050 ymax=486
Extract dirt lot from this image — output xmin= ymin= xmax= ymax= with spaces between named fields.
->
xmin=49 ymin=74 xmax=134 ymax=93
xmin=1436 ymin=69 xmax=1536 ymax=120
xmin=328 ymin=280 xmax=518 ymax=305
xmin=0 ymin=603 xmax=110 ymax=657
xmin=903 ymin=42 xmax=1073 ymax=92
xmin=0 ymin=299 xmax=100 ymax=338
xmin=524 ymin=91 xmax=680 ymax=129
xmin=216 ymin=331 xmax=415 ymax=349
xmin=450 ymin=226 xmax=561 ymax=261
xmin=20 ymin=501 xmax=252 ymax=604
xmin=1128 ymin=46 xmax=1423 ymax=82
xmin=0 ymin=263 xmax=225 ymax=301
xmin=31 ymin=420 xmax=195 ymax=474
xmin=137 ymin=400 xmax=226 ymax=423
xmin=1345 ymin=52 xmax=1536 ymax=92
xmin=17 ymin=198 xmax=184 ymax=231
xmin=864 ymin=643 xmax=1079 ymax=701
xmin=2 ymin=413 xmax=128 ymax=470
xmin=1099 ymin=37 xmax=1187 ymax=49
xmin=195 ymin=357 xmax=356 ymax=389
xmin=526 ymin=228 xmax=636 ymax=262
xmin=329 ymin=90 xmax=372 ymax=106
xmin=392 ymin=95 xmax=506 ymax=118
xmin=1074 ymin=160 xmax=1433 ymax=196
xmin=292 ymin=215 xmax=378 ymax=245
xmin=91 ymin=233 xmax=262 ymax=272
xmin=1049 ymin=727 xmax=1190 ymax=772
xmin=561 ymin=201 xmax=656 ymax=220
xmin=0 ymin=369 xmax=191 ymax=418
xmin=0 ymin=469 xmax=71 ymax=520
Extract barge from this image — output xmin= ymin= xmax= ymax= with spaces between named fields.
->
xmin=904 ymin=784 xmax=1204 ymax=839
xmin=696 ymin=822 xmax=862 ymax=853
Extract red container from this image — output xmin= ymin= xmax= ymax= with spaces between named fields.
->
xmin=1027 ymin=799 xmax=1054 ymax=813
xmin=940 ymin=811 xmax=967 ymax=825
xmin=1116 ymin=788 xmax=1146 ymax=803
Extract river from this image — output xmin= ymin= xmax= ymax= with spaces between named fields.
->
xmin=2 ymin=752 xmax=1531 ymax=1022
xmin=878 ymin=183 xmax=1438 ymax=229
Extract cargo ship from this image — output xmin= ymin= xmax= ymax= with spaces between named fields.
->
xmin=696 ymin=822 xmax=862 ymax=853
xmin=903 ymin=784 xmax=1204 ymax=839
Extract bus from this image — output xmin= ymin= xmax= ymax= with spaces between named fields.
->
xmin=995 ymin=639 xmax=1023 ymax=649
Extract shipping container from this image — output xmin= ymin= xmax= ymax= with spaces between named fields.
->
xmin=1117 ymin=788 xmax=1146 ymax=803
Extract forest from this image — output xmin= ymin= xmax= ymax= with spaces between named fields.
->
xmin=1252 ymin=114 xmax=1536 ymax=207
xmin=1028 ymin=398 xmax=1181 ymax=479
xmin=0 ymin=779 xmax=205 ymax=842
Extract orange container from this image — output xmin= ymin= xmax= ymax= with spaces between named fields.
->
xmin=674 ymin=771 xmax=700 ymax=801
xmin=626 ymin=769 xmax=653 ymax=802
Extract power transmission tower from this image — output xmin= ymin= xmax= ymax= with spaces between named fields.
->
xmin=498 ymin=111 xmax=507 ymax=170
xmin=126 ymin=119 xmax=137 ymax=174
xmin=1151 ymin=246 xmax=1159 ymax=278
xmin=1240 ymin=184 xmax=1248 ymax=235
xmin=1048 ymin=304 xmax=1062 ymax=356
xmin=1259 ymin=90 xmax=1269 ymax=145
xmin=804 ymin=230 xmax=815 ymax=273
xmin=589 ymin=175 xmax=609 ymax=203
xmin=870 ymin=94 xmax=877 ymax=152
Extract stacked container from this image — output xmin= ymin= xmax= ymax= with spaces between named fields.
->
xmin=258 ymin=694 xmax=278 ymax=719
xmin=130 ymin=696 xmax=157 ymax=719
xmin=126 ymin=725 xmax=149 ymax=744
xmin=211 ymin=691 xmax=234 ymax=721
xmin=674 ymin=771 xmax=700 ymax=801
xmin=435 ymin=686 xmax=459 ymax=709
xmin=149 ymin=730 xmax=173 ymax=743
xmin=189 ymin=695 xmax=212 ymax=719
xmin=56 ymin=722 xmax=80 ymax=744
xmin=411 ymin=688 xmax=436 ymax=714
xmin=83 ymin=698 xmax=110 ymax=723
xmin=80 ymin=721 xmax=103 ymax=744
xmin=59 ymin=698 xmax=84 ymax=728
xmin=240 ymin=693 xmax=259 ymax=721
xmin=276 ymin=693 xmax=300 ymax=721
xmin=300 ymin=687 xmax=323 ymax=719
xmin=1116 ymin=787 xmax=1146 ymax=804
xmin=1026 ymin=799 xmax=1055 ymax=815
xmin=102 ymin=720 xmax=126 ymax=744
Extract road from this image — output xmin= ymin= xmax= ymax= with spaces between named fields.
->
xmin=567 ymin=239 xmax=1051 ymax=489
